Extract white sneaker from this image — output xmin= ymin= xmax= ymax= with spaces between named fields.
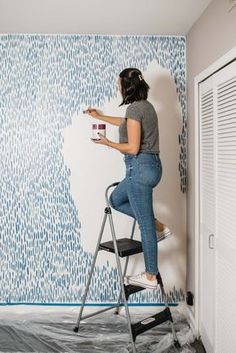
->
xmin=157 ymin=226 xmax=172 ymax=242
xmin=125 ymin=272 xmax=158 ymax=289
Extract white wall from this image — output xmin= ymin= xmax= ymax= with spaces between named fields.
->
xmin=62 ymin=60 xmax=186 ymax=294
xmin=186 ymin=0 xmax=236 ymax=316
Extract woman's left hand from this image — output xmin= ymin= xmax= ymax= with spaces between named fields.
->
xmin=91 ymin=133 xmax=111 ymax=147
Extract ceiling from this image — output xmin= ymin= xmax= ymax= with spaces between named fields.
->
xmin=0 ymin=0 xmax=213 ymax=35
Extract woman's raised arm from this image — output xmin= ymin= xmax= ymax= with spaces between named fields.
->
xmin=84 ymin=108 xmax=123 ymax=126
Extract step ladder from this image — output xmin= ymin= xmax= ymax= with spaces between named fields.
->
xmin=74 ymin=182 xmax=181 ymax=353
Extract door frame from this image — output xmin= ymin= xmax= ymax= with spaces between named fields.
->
xmin=193 ymin=46 xmax=236 ymax=336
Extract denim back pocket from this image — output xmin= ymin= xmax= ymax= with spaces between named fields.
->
xmin=136 ymin=154 xmax=162 ymax=187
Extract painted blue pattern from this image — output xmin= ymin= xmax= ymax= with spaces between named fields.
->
xmin=0 ymin=35 xmax=186 ymax=304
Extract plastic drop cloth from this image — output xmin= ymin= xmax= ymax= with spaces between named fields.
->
xmin=0 ymin=306 xmax=196 ymax=353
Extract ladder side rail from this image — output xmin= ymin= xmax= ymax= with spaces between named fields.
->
xmin=108 ymin=211 xmax=137 ymax=353
xmin=157 ymin=273 xmax=180 ymax=348
xmin=115 ymin=219 xmax=137 ymax=313
xmin=74 ymin=211 xmax=108 ymax=331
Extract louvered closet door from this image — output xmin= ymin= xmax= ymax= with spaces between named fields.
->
xmin=214 ymin=60 xmax=236 ymax=353
xmin=199 ymin=76 xmax=215 ymax=353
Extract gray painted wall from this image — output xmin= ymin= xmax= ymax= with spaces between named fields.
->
xmin=186 ymin=0 xmax=236 ymax=316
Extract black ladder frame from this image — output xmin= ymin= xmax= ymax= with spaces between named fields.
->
xmin=74 ymin=182 xmax=180 ymax=353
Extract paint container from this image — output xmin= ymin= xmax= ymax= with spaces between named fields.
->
xmin=92 ymin=124 xmax=106 ymax=140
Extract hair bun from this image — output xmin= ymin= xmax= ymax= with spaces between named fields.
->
xmin=118 ymin=68 xmax=149 ymax=106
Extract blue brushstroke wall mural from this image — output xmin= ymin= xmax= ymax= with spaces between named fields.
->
xmin=0 ymin=35 xmax=186 ymax=304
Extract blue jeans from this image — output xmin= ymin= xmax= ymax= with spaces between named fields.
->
xmin=110 ymin=152 xmax=162 ymax=275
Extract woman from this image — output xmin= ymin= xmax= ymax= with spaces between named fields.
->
xmin=85 ymin=68 xmax=170 ymax=289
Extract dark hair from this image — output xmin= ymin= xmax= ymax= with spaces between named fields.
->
xmin=119 ymin=68 xmax=150 ymax=106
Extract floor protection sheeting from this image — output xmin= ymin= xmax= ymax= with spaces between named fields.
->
xmin=0 ymin=306 xmax=196 ymax=353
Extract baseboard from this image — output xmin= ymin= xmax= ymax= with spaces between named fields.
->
xmin=186 ymin=304 xmax=199 ymax=338
xmin=176 ymin=303 xmax=200 ymax=338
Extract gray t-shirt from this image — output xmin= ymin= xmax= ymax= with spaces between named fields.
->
xmin=119 ymin=100 xmax=160 ymax=153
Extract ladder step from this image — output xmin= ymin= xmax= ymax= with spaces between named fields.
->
xmin=99 ymin=238 xmax=143 ymax=257
xmin=131 ymin=307 xmax=173 ymax=341
xmin=124 ymin=284 xmax=145 ymax=300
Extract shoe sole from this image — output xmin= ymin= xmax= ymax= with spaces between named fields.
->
xmin=127 ymin=279 xmax=157 ymax=289
xmin=157 ymin=231 xmax=172 ymax=242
